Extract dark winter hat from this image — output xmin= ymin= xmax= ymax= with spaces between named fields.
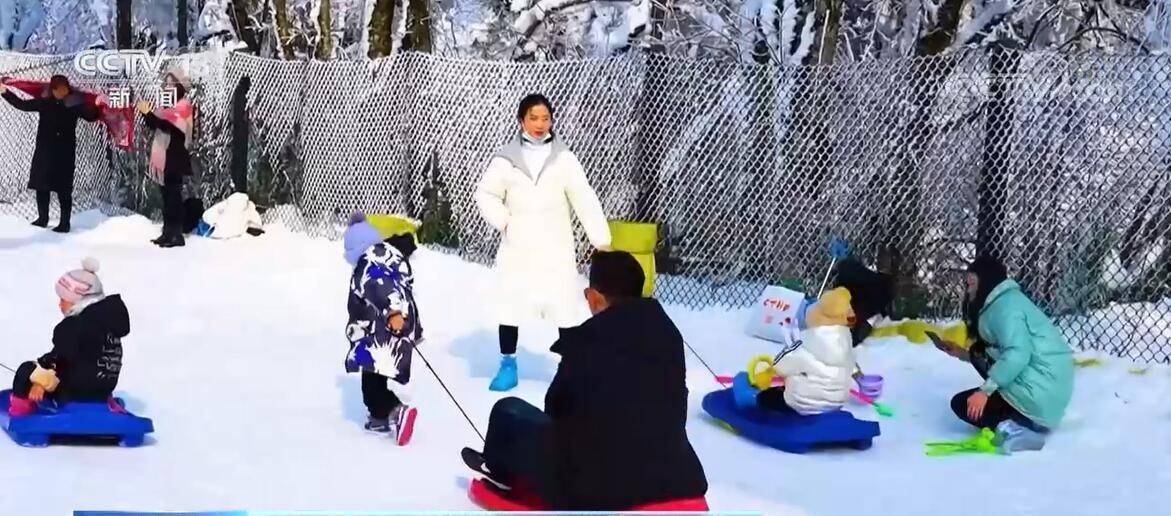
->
xmin=343 ymin=212 xmax=382 ymax=266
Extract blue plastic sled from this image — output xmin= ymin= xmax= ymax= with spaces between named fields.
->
xmin=702 ymin=388 xmax=879 ymax=454
xmin=0 ymin=389 xmax=154 ymax=448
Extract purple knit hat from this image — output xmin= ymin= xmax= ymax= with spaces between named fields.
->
xmin=343 ymin=212 xmax=382 ymax=266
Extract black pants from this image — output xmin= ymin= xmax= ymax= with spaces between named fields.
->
xmin=161 ymin=178 xmax=184 ymax=236
xmin=35 ymin=190 xmax=72 ymax=226
xmin=756 ymin=386 xmax=798 ymax=413
xmin=361 ymin=371 xmax=402 ymax=420
xmin=949 ymin=343 xmax=1040 ymax=431
xmin=483 ymin=397 xmax=557 ymax=503
xmin=499 ymin=325 xmax=570 ymax=355
xmin=11 ymin=360 xmax=113 ymax=404
xmin=11 ymin=361 xmax=37 ymax=398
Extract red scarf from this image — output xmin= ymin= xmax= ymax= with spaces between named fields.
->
xmin=1 ymin=78 xmax=136 ymax=149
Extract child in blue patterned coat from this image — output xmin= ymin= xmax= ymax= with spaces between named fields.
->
xmin=342 ymin=213 xmax=421 ymax=445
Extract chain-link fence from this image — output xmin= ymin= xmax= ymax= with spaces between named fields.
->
xmin=1 ymin=49 xmax=1168 ymax=363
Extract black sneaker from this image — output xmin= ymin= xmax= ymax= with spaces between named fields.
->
xmin=364 ymin=417 xmax=390 ymax=433
xmin=52 ymin=223 xmax=70 ymax=234
xmin=31 ymin=218 xmax=48 ymax=228
xmin=461 ymin=447 xmax=510 ymax=490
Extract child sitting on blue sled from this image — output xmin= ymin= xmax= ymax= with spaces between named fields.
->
xmin=738 ymin=288 xmax=857 ymax=415
xmin=342 ymin=213 xmax=420 ymax=445
xmin=7 ymin=258 xmax=130 ymax=417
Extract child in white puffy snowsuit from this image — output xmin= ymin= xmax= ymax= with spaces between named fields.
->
xmin=756 ymin=288 xmax=857 ymax=415
xmin=342 ymin=213 xmax=421 ymax=445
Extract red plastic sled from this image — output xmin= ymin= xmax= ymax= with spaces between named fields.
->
xmin=468 ymin=478 xmax=710 ymax=512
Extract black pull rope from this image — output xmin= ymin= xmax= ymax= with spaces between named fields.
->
xmin=412 ymin=344 xmax=486 ymax=443
xmin=682 ymin=339 xmax=726 ymax=388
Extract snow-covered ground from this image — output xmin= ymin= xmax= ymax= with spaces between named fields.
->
xmin=1 ymin=211 xmax=1169 ymax=516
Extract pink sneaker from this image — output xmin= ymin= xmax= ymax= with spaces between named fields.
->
xmin=7 ymin=394 xmax=37 ymax=417
xmin=392 ymin=404 xmax=418 ymax=446
xmin=107 ymin=397 xmax=127 ymax=414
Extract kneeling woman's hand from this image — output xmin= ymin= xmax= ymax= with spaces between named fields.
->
xmin=967 ymin=391 xmax=989 ymax=421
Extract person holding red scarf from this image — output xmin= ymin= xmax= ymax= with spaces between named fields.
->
xmin=0 ymin=75 xmax=100 ymax=233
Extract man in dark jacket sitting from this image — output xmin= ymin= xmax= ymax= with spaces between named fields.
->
xmin=464 ymin=251 xmax=708 ymax=510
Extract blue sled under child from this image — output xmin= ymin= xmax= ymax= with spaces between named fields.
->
xmin=3 ymin=258 xmax=153 ymax=447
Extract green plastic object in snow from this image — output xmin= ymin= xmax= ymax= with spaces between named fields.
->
xmin=924 ymin=428 xmax=1000 ymax=457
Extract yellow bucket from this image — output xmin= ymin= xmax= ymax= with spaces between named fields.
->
xmin=609 ymin=220 xmax=658 ymax=255
xmin=608 ymin=220 xmax=657 ymax=297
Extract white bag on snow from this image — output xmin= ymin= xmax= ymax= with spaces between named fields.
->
xmin=746 ymin=285 xmax=810 ymax=344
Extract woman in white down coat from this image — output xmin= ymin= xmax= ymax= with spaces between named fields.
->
xmin=476 ymin=94 xmax=612 ymax=392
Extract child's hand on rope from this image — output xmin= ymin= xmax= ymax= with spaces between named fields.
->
xmin=29 ymin=384 xmax=45 ymax=402
xmin=388 ymin=312 xmax=405 ymax=332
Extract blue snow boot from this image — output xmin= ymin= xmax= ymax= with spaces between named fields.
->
xmin=489 ymin=355 xmax=518 ymax=392
xmin=993 ymin=420 xmax=1047 ymax=454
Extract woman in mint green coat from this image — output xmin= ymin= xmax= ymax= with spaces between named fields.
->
xmin=940 ymin=256 xmax=1074 ymax=433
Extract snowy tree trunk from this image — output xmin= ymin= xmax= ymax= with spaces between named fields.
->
xmin=871 ymin=0 xmax=967 ymax=315
xmin=230 ymin=0 xmax=262 ymax=52
xmin=402 ymin=0 xmax=431 ymax=52
xmin=815 ymin=0 xmax=842 ymax=64
xmin=0 ymin=0 xmax=14 ymax=50
xmin=179 ymin=0 xmax=190 ymax=47
xmin=316 ymin=0 xmax=333 ymax=58
xmin=231 ymin=76 xmax=252 ymax=193
xmin=13 ymin=0 xmax=45 ymax=49
xmin=368 ymin=0 xmax=394 ymax=57
xmin=977 ymin=44 xmax=1018 ymax=256
xmin=117 ymin=0 xmax=132 ymax=48
xmin=357 ymin=0 xmax=372 ymax=57
xmin=273 ymin=0 xmax=295 ymax=58
xmin=917 ymin=0 xmax=965 ymax=55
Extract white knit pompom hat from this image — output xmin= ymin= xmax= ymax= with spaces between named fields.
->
xmin=55 ymin=257 xmax=103 ymax=303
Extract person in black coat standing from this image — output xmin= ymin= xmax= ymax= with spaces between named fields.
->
xmin=464 ymin=251 xmax=708 ymax=510
xmin=0 ymin=75 xmax=100 ymax=233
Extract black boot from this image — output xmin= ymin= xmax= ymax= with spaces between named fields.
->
xmin=152 ymin=223 xmax=172 ymax=245
xmin=158 ymin=232 xmax=185 ymax=248
xmin=32 ymin=190 xmax=50 ymax=227
xmin=53 ymin=191 xmax=72 ymax=233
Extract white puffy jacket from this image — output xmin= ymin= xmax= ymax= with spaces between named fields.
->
xmin=775 ymin=325 xmax=856 ymax=415
xmin=475 ymin=134 xmax=611 ymax=328
xmin=203 ymin=192 xmax=262 ymax=239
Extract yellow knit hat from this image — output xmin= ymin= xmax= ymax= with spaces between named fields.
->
xmin=806 ymin=287 xmax=854 ymax=328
